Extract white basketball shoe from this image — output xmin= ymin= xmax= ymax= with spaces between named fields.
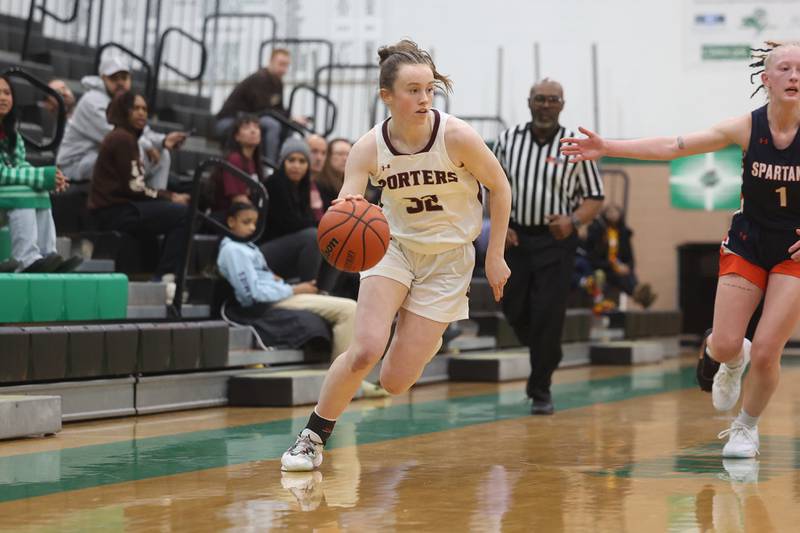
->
xmin=281 ymin=429 xmax=324 ymax=472
xmin=712 ymin=339 xmax=751 ymax=411
xmin=718 ymin=421 xmax=760 ymax=458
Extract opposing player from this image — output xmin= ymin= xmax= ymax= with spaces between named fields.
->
xmin=281 ymin=39 xmax=512 ymax=471
xmin=561 ymin=41 xmax=800 ymax=458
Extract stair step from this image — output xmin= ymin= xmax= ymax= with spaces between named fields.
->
xmin=228 ymin=326 xmax=254 ymax=350
xmin=448 ymin=335 xmax=497 ymax=352
xmin=448 ymin=343 xmax=591 ymax=382
xmin=228 ymin=369 xmax=328 ymax=407
xmin=0 ymin=395 xmax=61 ymax=440
xmin=125 ymin=304 xmax=211 ymax=319
xmin=227 ymin=348 xmax=306 ymax=367
xmin=75 ymin=259 xmax=115 ymax=273
xmin=589 ymin=337 xmax=681 ymax=365
xmin=128 ymin=281 xmax=167 ymax=305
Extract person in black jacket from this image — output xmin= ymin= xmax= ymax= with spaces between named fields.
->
xmin=585 ymin=204 xmax=655 ymax=308
xmin=259 ymin=137 xmax=321 ymax=282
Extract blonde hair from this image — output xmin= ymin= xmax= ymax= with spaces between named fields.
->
xmin=377 ymin=39 xmax=453 ymax=93
xmin=749 ymin=40 xmax=800 ymax=97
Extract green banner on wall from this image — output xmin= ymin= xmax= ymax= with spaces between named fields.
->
xmin=669 ymin=145 xmax=742 ymax=211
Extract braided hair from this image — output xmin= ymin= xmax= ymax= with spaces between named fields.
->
xmin=749 ymin=40 xmax=800 ymax=98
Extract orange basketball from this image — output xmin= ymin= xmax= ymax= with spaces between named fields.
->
xmin=317 ymin=198 xmax=390 ymax=272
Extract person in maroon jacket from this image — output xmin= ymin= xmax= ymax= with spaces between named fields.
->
xmin=212 ymin=114 xmax=264 ymax=213
xmin=88 ymin=91 xmax=190 ymax=279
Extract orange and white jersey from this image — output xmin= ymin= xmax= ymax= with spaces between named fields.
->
xmin=370 ymin=109 xmax=483 ymax=254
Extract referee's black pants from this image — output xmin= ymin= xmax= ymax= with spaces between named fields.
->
xmin=502 ymin=228 xmax=577 ymax=402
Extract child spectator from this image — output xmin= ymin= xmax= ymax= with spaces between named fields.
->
xmin=218 ymin=202 xmax=386 ymax=397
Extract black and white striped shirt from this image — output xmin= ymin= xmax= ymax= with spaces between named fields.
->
xmin=494 ymin=123 xmax=604 ymax=227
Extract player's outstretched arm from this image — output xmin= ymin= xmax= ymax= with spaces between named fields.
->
xmin=446 ymin=118 xmax=511 ymax=302
xmin=333 ymin=131 xmax=378 ymax=205
xmin=560 ymin=114 xmax=750 ymax=162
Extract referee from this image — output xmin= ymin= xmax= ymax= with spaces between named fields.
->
xmin=494 ymin=78 xmax=604 ymax=415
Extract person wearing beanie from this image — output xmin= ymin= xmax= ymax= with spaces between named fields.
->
xmin=258 ymin=136 xmax=322 ymax=283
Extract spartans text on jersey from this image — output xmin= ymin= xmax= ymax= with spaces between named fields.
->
xmin=751 ymin=162 xmax=800 ymax=182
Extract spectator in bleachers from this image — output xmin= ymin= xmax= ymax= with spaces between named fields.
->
xmin=218 ymin=202 xmax=386 ymax=397
xmin=212 ymin=114 xmax=264 ymax=213
xmin=0 ymin=74 xmax=81 ymax=273
xmin=315 ymin=138 xmax=352 ymax=211
xmin=307 ymin=133 xmax=327 ymax=223
xmin=215 ymin=49 xmax=306 ymax=165
xmin=57 ymin=56 xmax=187 ymax=187
xmin=260 ymin=137 xmax=321 ymax=282
xmin=41 ymin=79 xmax=76 ymax=121
xmin=585 ymin=204 xmax=656 ymax=308
xmin=88 ymin=91 xmax=190 ymax=280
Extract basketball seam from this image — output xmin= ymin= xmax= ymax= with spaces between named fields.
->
xmin=362 ymin=218 xmax=389 ymax=251
xmin=317 ymin=199 xmax=357 ymax=242
xmin=331 ymin=200 xmax=374 ymax=269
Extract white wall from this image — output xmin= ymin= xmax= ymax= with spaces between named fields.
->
xmin=295 ymin=0 xmax=798 ymax=138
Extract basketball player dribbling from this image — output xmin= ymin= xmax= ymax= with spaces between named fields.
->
xmin=281 ymin=39 xmax=512 ymax=472
xmin=561 ymin=41 xmax=800 ymax=459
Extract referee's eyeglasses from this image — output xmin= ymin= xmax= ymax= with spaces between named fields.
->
xmin=530 ymin=95 xmax=563 ymax=106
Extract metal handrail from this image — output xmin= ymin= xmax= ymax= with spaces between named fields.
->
xmin=2 ymin=67 xmax=67 ymax=153
xmin=259 ymin=38 xmax=334 ymax=124
xmin=198 ymin=12 xmax=278 ymax=97
xmin=171 ymin=158 xmax=269 ymax=317
xmin=94 ymin=43 xmax=154 ymax=107
xmin=21 ymin=0 xmax=83 ymax=61
xmin=150 ymin=27 xmax=207 ymax=110
xmin=258 ymin=38 xmax=334 ymax=72
xmin=314 ymin=63 xmax=378 ymax=133
xmin=261 ymin=110 xmax=308 ymax=136
xmin=287 ymin=84 xmax=338 ymax=138
xmin=598 ymin=168 xmax=630 ymax=214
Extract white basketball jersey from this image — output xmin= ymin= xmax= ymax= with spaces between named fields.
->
xmin=370 ymin=109 xmax=483 ymax=254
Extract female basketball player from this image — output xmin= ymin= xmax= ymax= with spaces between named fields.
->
xmin=281 ymin=39 xmax=512 ymax=471
xmin=560 ymin=41 xmax=800 ymax=459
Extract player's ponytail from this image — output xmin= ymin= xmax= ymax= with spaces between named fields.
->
xmin=378 ymin=39 xmax=453 ymax=94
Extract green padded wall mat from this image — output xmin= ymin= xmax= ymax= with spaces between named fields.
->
xmin=0 ymin=273 xmax=128 ymax=323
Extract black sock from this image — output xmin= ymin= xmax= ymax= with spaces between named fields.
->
xmin=306 ymin=410 xmax=336 ymax=445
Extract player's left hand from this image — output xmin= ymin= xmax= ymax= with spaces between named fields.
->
xmin=485 ymin=253 xmax=510 ymax=302
xmin=546 ymin=214 xmax=573 ymax=240
xmin=789 ymin=229 xmax=800 ymax=261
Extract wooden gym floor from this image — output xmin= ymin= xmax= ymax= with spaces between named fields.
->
xmin=1 ymin=353 xmax=799 ymax=532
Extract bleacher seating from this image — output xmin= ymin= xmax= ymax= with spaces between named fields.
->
xmin=0 ymin=5 xmax=688 ymax=434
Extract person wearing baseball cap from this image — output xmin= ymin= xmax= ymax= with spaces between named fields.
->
xmin=56 ymin=55 xmax=187 ymax=191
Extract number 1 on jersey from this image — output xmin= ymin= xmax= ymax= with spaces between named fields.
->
xmin=776 ymin=186 xmax=788 ymax=208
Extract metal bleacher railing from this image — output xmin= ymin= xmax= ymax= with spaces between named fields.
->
xmin=599 ymin=168 xmax=631 ymax=214
xmin=150 ymin=26 xmax=207 ymax=111
xmin=2 ymin=66 xmax=67 ymax=153
xmin=93 ymin=41 xmax=153 ymax=103
xmin=172 ymin=159 xmax=268 ymax=318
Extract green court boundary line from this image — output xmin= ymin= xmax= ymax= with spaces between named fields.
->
xmin=0 ymin=365 xmax=702 ymax=503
